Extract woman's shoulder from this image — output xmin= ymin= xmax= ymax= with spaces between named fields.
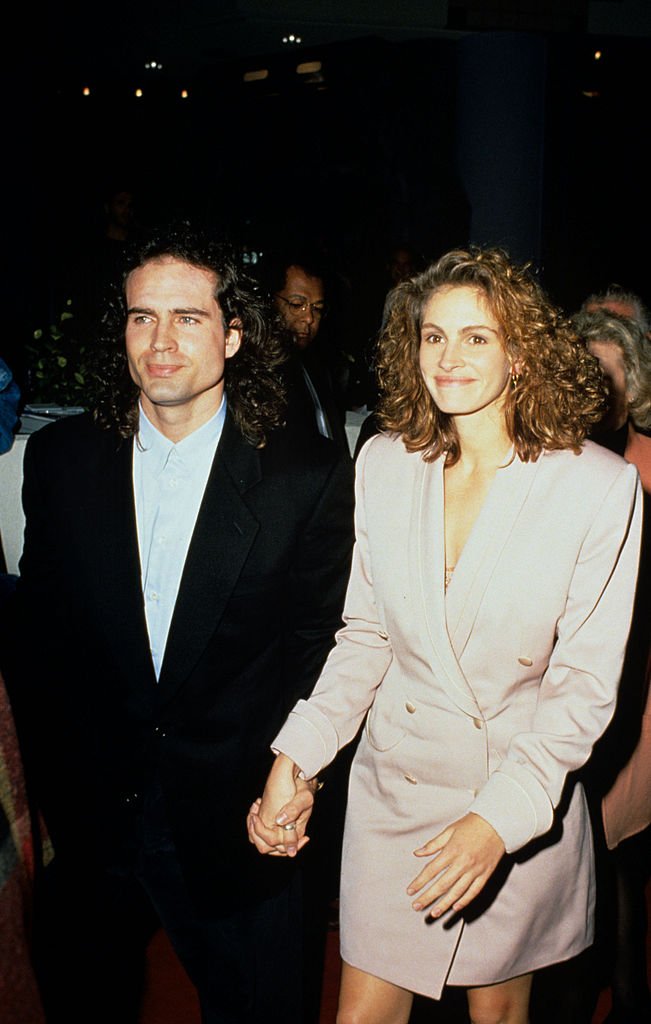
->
xmin=540 ymin=440 xmax=639 ymax=495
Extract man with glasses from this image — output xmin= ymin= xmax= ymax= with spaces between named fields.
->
xmin=269 ymin=255 xmax=350 ymax=454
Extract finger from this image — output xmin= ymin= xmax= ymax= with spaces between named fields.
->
xmin=247 ymin=818 xmax=286 ymax=855
xmin=250 ymin=811 xmax=289 ymax=849
xmin=280 ymin=820 xmax=299 ymax=856
xmin=406 ymin=852 xmax=448 ymax=895
xmin=427 ymin=872 xmax=488 ymax=919
xmin=274 ymin=789 xmax=314 ymax=826
xmin=413 ymin=826 xmax=453 ymax=857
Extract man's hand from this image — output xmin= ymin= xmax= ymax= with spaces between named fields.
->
xmin=407 ymin=812 xmax=505 ymax=918
xmin=247 ymin=753 xmax=316 ymax=857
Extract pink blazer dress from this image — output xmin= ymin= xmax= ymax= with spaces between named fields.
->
xmin=274 ymin=432 xmax=642 ymax=998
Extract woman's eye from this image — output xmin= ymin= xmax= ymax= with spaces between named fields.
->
xmin=468 ymin=335 xmax=487 ymax=345
xmin=424 ymin=334 xmax=443 ymax=345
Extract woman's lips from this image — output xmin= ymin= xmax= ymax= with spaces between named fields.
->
xmin=434 ymin=376 xmax=475 ymax=386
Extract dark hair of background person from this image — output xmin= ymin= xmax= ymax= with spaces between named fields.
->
xmin=258 ymin=248 xmax=332 ymax=303
xmin=376 ymin=247 xmax=607 ymax=466
xmin=89 ymin=224 xmax=288 ymax=446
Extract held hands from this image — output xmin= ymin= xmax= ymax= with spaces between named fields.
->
xmin=407 ymin=812 xmax=505 ymax=919
xmin=247 ymin=753 xmax=316 ymax=858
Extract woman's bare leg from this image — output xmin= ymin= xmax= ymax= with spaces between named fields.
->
xmin=336 ymin=961 xmax=414 ymax=1024
xmin=466 ymin=973 xmax=533 ymax=1024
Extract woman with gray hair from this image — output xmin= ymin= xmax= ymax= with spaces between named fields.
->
xmin=573 ymin=306 xmax=651 ymax=1023
xmin=573 ymin=308 xmax=651 ymax=488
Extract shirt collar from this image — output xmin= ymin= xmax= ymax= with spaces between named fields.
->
xmin=136 ymin=396 xmax=227 ymax=469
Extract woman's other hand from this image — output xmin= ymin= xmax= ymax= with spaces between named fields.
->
xmin=407 ymin=812 xmax=505 ymax=917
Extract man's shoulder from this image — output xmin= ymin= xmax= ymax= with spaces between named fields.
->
xmin=26 ymin=412 xmax=125 ymax=466
xmin=260 ymin=421 xmax=351 ymax=477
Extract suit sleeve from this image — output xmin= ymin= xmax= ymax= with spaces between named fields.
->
xmin=469 ymin=461 xmax=643 ymax=852
xmin=274 ymin=439 xmax=394 ymax=778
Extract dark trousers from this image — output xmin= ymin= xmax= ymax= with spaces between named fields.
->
xmin=34 ymin=789 xmax=305 ymax=1024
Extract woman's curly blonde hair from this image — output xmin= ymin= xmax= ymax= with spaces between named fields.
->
xmin=376 ymin=247 xmax=607 ymax=464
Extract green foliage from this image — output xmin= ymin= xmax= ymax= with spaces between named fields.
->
xmin=27 ymin=300 xmax=90 ymax=406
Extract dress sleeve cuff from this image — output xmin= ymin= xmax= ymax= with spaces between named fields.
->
xmin=271 ymin=700 xmax=340 ymax=780
xmin=468 ymin=763 xmax=554 ymax=853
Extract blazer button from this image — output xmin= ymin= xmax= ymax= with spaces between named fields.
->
xmin=403 ymin=772 xmax=418 ymax=785
xmin=378 ymin=630 xmax=389 ymax=640
xmin=405 ymin=701 xmax=416 ymax=714
xmin=472 ymin=717 xmax=483 ymax=729
xmin=518 ymin=656 xmax=533 ymax=666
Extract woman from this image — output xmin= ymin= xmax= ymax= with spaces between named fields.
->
xmin=573 ymin=307 xmax=651 ymax=1022
xmin=249 ymin=249 xmax=643 ymax=1024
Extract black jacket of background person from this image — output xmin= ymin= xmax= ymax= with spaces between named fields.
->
xmin=7 ymin=408 xmax=354 ymax=913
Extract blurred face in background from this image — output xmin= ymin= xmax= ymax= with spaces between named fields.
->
xmin=274 ymin=265 xmax=325 ymax=349
xmin=587 ymin=339 xmax=629 ymax=430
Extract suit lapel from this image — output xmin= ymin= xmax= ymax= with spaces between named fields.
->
xmin=157 ymin=414 xmax=260 ymax=698
xmin=94 ymin=435 xmax=157 ymax=689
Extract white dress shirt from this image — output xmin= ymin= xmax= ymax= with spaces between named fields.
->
xmin=133 ymin=400 xmax=226 ymax=679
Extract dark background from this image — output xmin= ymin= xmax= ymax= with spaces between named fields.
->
xmin=4 ymin=1 xmax=651 ymax=379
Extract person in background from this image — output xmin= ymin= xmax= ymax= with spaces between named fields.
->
xmin=249 ymin=247 xmax=642 ymax=1024
xmin=580 ymin=285 xmax=651 ymax=341
xmin=0 ymin=668 xmax=52 ymax=1024
xmin=573 ymin=307 xmax=651 ymax=1024
xmin=4 ymin=223 xmax=353 ymax=1024
xmin=0 ymin=357 xmax=20 ymax=455
xmin=265 ymin=252 xmax=351 ymax=455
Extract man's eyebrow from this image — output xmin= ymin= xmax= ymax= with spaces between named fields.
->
xmin=126 ymin=306 xmax=212 ymax=316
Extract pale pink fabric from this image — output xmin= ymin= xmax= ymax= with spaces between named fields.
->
xmin=275 ymin=434 xmax=642 ymax=997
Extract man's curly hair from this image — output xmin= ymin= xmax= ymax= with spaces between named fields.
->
xmin=90 ymin=223 xmax=288 ymax=446
xmin=377 ymin=247 xmax=607 ymax=464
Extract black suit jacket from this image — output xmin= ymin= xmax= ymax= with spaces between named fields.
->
xmin=9 ymin=409 xmax=353 ymax=911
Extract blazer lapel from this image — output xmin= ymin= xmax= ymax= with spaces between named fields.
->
xmin=414 ymin=457 xmax=483 ymax=718
xmin=445 ymin=455 xmax=542 ymax=659
xmin=157 ymin=415 xmax=260 ymax=698
xmin=94 ymin=435 xmax=157 ymax=689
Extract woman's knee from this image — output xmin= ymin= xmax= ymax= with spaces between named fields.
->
xmin=336 ymin=963 xmax=412 ymax=1024
xmin=467 ymin=974 xmax=532 ymax=1024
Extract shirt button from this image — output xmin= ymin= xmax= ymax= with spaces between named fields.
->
xmin=472 ymin=718 xmax=483 ymax=729
xmin=405 ymin=701 xmax=416 ymax=714
xmin=403 ymin=772 xmax=418 ymax=785
xmin=518 ymin=656 xmax=533 ymax=666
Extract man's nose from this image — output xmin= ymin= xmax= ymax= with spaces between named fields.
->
xmin=150 ymin=320 xmax=177 ymax=350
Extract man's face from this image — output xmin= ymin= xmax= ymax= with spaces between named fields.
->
xmin=125 ymin=257 xmax=241 ymax=438
xmin=274 ymin=265 xmax=325 ymax=349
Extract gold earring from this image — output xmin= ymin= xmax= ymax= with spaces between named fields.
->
xmin=510 ymin=369 xmax=520 ymax=388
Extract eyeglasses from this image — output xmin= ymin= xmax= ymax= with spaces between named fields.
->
xmin=275 ymin=294 xmax=326 ymax=317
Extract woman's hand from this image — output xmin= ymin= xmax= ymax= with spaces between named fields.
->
xmin=247 ymin=753 xmax=316 ymax=858
xmin=407 ymin=812 xmax=505 ymax=918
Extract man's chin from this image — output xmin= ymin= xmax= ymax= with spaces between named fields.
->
xmin=293 ymin=333 xmax=312 ymax=350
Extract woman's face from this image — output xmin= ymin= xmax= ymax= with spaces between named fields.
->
xmin=419 ymin=285 xmax=512 ymax=419
xmin=587 ymin=339 xmax=629 ymax=430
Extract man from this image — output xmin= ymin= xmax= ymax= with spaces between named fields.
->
xmin=269 ymin=254 xmax=351 ymax=454
xmin=6 ymin=226 xmax=353 ymax=1023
